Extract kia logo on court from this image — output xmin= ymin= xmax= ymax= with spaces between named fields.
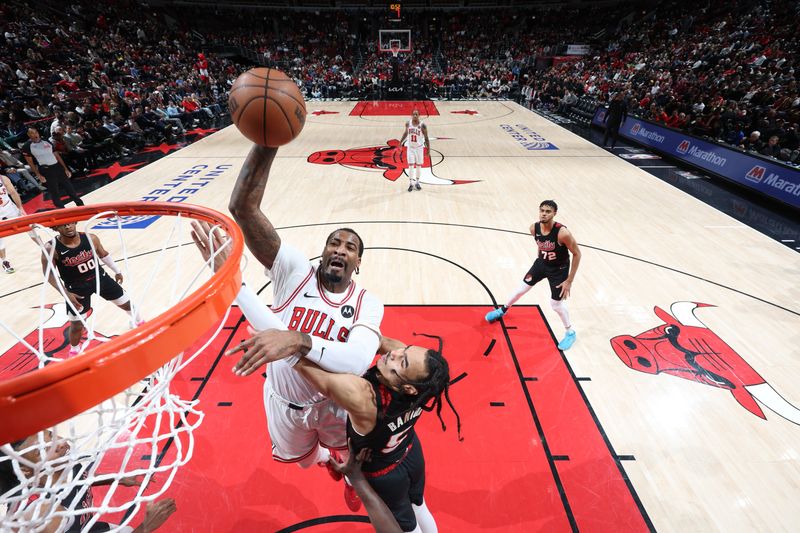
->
xmin=676 ymin=140 xmax=690 ymax=154
xmin=630 ymin=123 xmax=641 ymax=134
xmin=341 ymin=305 xmax=355 ymax=318
xmin=745 ymin=166 xmax=767 ymax=183
xmin=610 ymin=302 xmax=800 ymax=425
xmin=387 ymin=87 xmax=404 ymax=92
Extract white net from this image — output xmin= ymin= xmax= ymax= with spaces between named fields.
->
xmin=0 ymin=208 xmax=235 ymax=532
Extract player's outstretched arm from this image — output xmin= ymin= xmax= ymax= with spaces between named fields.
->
xmin=228 ymin=144 xmax=282 ymax=269
xmin=295 ymin=360 xmax=376 ymax=431
xmin=330 ymin=445 xmax=403 ymax=533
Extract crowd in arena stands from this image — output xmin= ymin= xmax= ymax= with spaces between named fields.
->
xmin=0 ymin=0 xmax=234 ymax=198
xmin=168 ymin=5 xmax=624 ymax=100
xmin=528 ymin=0 xmax=800 ymax=166
xmin=4 ymin=0 xmax=798 ymax=196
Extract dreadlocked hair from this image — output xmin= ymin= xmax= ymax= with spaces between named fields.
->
xmin=406 ymin=333 xmax=463 ymax=441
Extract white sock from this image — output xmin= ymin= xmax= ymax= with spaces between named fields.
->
xmin=505 ymin=281 xmax=533 ymax=309
xmin=298 ymin=445 xmax=330 ymax=469
xmin=550 ymin=299 xmax=572 ymax=330
xmin=412 ymin=500 xmax=437 ymax=533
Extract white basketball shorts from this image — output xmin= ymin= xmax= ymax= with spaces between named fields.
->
xmin=264 ymin=381 xmax=348 ymax=463
xmin=407 ymin=146 xmax=424 ymax=167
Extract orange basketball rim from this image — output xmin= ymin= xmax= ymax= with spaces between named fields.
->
xmin=0 ymin=202 xmax=243 ymax=445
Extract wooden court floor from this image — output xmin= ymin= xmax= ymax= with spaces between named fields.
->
xmin=1 ymin=101 xmax=798 ymax=532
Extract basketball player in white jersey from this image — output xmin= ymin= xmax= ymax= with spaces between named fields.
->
xmin=398 ymin=110 xmax=430 ymax=192
xmin=0 ymin=173 xmax=28 ymax=274
xmin=225 ymin=144 xmax=384 ymax=512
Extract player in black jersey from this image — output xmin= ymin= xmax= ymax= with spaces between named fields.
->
xmin=294 ymin=336 xmax=461 ymax=533
xmin=1 ymin=431 xmax=176 ymax=533
xmin=485 ymin=200 xmax=582 ymax=350
xmin=40 ymin=222 xmax=142 ymax=357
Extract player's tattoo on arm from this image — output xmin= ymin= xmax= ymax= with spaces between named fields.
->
xmin=228 ymin=144 xmax=282 ymax=269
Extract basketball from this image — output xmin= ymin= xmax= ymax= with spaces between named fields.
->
xmin=228 ymin=67 xmax=306 ymax=147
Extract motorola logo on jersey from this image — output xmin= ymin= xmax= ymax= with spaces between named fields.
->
xmin=676 ymin=140 xmax=690 ymax=154
xmin=341 ymin=305 xmax=355 ymax=319
xmin=745 ymin=166 xmax=767 ymax=183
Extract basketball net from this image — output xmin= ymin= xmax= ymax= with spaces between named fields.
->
xmin=390 ymin=42 xmax=401 ymax=59
xmin=0 ymin=204 xmax=241 ymax=532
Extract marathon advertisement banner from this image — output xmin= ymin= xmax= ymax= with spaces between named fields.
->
xmin=592 ymin=108 xmax=800 ymax=209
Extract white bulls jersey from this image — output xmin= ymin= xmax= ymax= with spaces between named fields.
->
xmin=406 ymin=120 xmax=425 ymax=148
xmin=266 ymin=243 xmax=383 ymax=404
xmin=0 ymin=181 xmax=20 ymax=219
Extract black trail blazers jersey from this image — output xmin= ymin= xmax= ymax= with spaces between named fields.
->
xmin=347 ymin=367 xmax=423 ymax=472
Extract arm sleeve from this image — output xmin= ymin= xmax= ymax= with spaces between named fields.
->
xmin=295 ymin=325 xmax=381 ymax=375
xmin=235 ymin=282 xmax=287 ymax=331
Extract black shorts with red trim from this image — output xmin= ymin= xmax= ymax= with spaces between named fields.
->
xmin=363 ymin=433 xmax=425 ymax=531
xmin=524 ymin=259 xmax=570 ymax=301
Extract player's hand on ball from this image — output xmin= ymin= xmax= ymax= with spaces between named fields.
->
xmin=227 ymin=329 xmax=309 ymax=376
xmin=190 ymin=220 xmax=231 ymax=272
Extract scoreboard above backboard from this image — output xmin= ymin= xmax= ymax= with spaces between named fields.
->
xmin=389 ymin=2 xmax=401 ymax=21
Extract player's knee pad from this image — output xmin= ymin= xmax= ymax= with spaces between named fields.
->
xmin=550 ymin=298 xmax=566 ymax=311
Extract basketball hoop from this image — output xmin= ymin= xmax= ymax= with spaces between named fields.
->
xmin=390 ymin=40 xmax=402 ymax=58
xmin=0 ymin=202 xmax=242 ymax=532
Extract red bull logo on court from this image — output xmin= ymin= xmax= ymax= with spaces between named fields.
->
xmin=611 ymin=302 xmax=800 ymax=425
xmin=307 ymin=139 xmax=477 ymax=186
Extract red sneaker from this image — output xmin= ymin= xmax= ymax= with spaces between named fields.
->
xmin=320 ymin=450 xmax=343 ymax=482
xmin=344 ymin=482 xmax=362 ymax=512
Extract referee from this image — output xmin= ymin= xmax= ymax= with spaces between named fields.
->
xmin=22 ymin=127 xmax=84 ymax=209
